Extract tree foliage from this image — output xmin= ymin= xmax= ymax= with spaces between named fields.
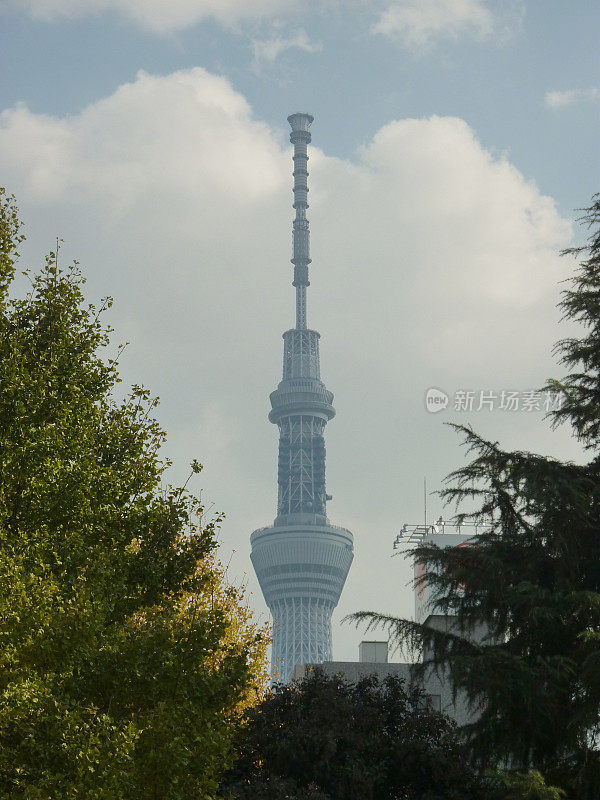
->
xmin=489 ymin=770 xmax=566 ymax=800
xmin=548 ymin=196 xmax=600 ymax=447
xmin=350 ymin=197 xmax=600 ymax=799
xmin=222 ymin=669 xmax=487 ymax=800
xmin=0 ymin=189 xmax=269 ymax=799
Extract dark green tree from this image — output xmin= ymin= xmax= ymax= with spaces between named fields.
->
xmin=350 ymin=197 xmax=600 ymax=799
xmin=222 ymin=668 xmax=487 ymax=800
xmin=0 ymin=189 xmax=268 ymax=799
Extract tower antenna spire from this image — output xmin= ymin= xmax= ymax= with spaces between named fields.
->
xmin=288 ymin=112 xmax=313 ymax=330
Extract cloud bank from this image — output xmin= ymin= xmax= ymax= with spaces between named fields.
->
xmin=0 ymin=67 xmax=568 ymax=372
xmin=0 ymin=67 xmax=574 ymax=656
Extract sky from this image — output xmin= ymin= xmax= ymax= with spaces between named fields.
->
xmin=1 ymin=0 xmax=599 ymax=662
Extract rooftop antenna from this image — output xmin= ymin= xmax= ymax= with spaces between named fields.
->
xmin=424 ymin=476 xmax=427 ymax=529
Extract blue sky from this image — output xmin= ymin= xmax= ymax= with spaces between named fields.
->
xmin=1 ymin=0 xmax=598 ymax=660
xmin=2 ymin=1 xmax=598 ymax=213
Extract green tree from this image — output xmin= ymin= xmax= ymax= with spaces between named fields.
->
xmin=489 ymin=770 xmax=566 ymax=800
xmin=351 ymin=198 xmax=600 ymax=799
xmin=0 ymin=188 xmax=269 ymax=799
xmin=222 ymin=669 xmax=487 ymax=800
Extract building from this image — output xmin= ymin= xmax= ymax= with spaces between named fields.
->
xmin=294 ymin=640 xmax=440 ymax=709
xmin=250 ymin=113 xmax=354 ymax=682
xmin=296 ymin=521 xmax=489 ymax=726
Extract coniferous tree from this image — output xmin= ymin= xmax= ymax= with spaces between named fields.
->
xmin=351 ymin=197 xmax=600 ymax=799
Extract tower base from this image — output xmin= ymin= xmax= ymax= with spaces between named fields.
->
xmin=271 ymin=597 xmax=334 ymax=681
xmin=250 ymin=522 xmax=353 ymax=682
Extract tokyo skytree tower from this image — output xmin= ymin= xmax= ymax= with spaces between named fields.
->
xmin=250 ymin=113 xmax=354 ymax=681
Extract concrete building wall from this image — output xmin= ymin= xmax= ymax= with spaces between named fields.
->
xmin=294 ymin=633 xmax=478 ymax=727
xmin=422 ymin=614 xmax=487 ymax=728
xmin=359 ymin=640 xmax=388 ymax=663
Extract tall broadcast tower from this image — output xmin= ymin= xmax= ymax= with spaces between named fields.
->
xmin=251 ymin=113 xmax=354 ymax=681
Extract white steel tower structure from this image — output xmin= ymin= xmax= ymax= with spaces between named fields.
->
xmin=250 ymin=113 xmax=354 ymax=682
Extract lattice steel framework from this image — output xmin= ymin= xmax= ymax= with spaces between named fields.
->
xmin=250 ymin=114 xmax=354 ymax=681
xmin=271 ymin=598 xmax=332 ymax=674
xmin=277 ymin=415 xmax=326 ymax=517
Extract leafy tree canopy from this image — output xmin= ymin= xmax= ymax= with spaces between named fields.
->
xmin=222 ymin=668 xmax=488 ymax=800
xmin=0 ymin=188 xmax=269 ymax=799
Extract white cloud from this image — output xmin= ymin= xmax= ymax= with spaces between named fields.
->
xmin=544 ymin=87 xmax=600 ymax=111
xmin=0 ymin=68 xmax=575 ymax=658
xmin=8 ymin=0 xmax=525 ymax=43
xmin=0 ymin=69 xmax=283 ymax=209
xmin=252 ymin=30 xmax=322 ymax=67
xmin=373 ymin=0 xmax=523 ymax=48
xmin=12 ymin=0 xmax=296 ymax=32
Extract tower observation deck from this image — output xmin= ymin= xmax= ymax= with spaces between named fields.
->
xmin=250 ymin=114 xmax=354 ymax=682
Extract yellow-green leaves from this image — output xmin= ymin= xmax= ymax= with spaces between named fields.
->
xmin=0 ymin=191 xmax=269 ymax=799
